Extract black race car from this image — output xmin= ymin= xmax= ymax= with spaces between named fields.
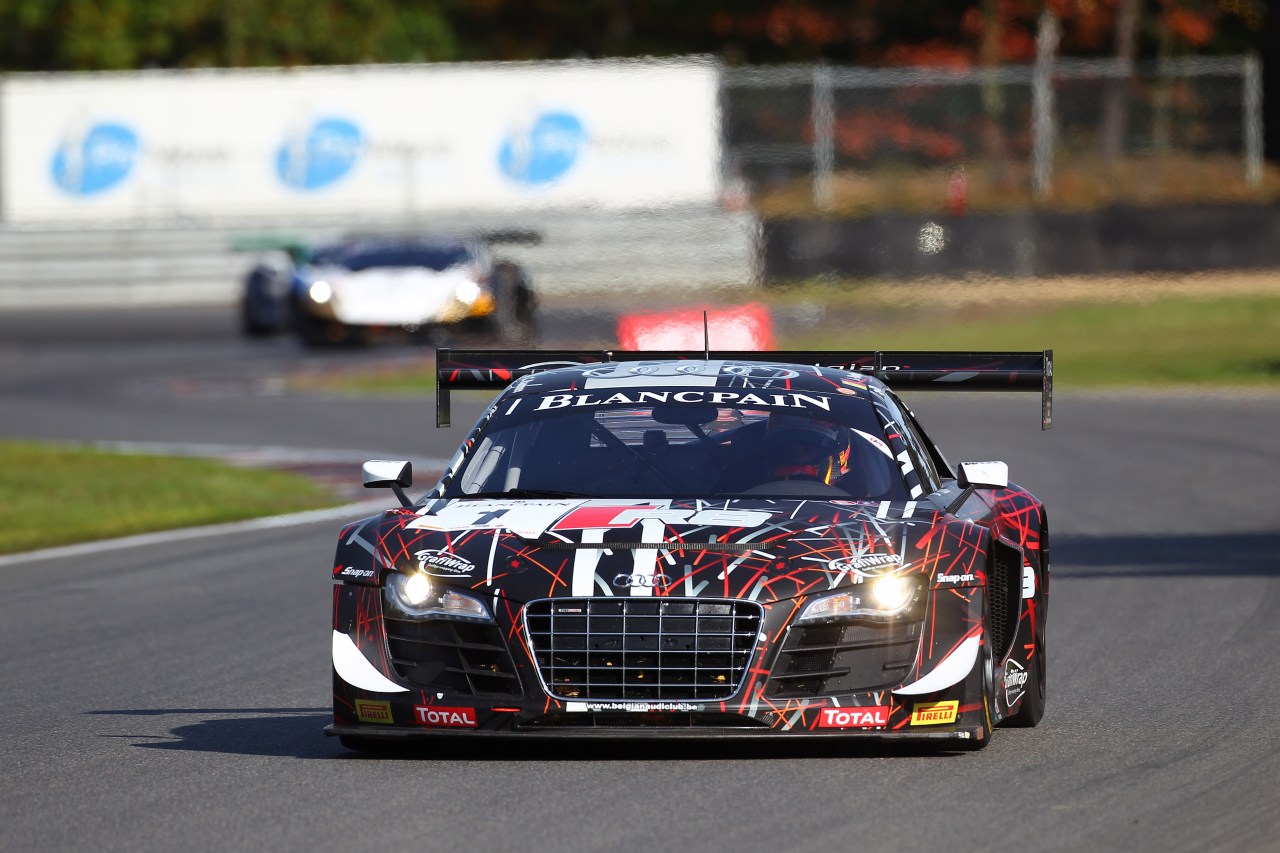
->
xmin=237 ymin=232 xmax=537 ymax=346
xmin=326 ymin=348 xmax=1052 ymax=751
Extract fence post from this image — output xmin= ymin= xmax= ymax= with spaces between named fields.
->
xmin=1244 ymin=53 xmax=1263 ymax=188
xmin=1031 ymin=9 xmax=1060 ymax=200
xmin=811 ymin=62 xmax=835 ymax=211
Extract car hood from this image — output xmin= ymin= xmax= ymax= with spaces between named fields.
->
xmin=358 ymin=497 xmax=978 ymax=605
xmin=313 ymin=265 xmax=472 ymax=324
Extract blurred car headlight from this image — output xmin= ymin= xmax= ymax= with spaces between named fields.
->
xmin=454 ymin=280 xmax=482 ymax=306
xmin=796 ymin=575 xmax=919 ymax=622
xmin=308 ymin=280 xmax=333 ymax=304
xmin=385 ymin=571 xmax=493 ymax=622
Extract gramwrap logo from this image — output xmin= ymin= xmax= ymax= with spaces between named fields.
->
xmin=51 ymin=122 xmax=139 ymax=196
xmin=1004 ymin=658 xmax=1029 ymax=707
xmin=827 ymin=553 xmax=902 ymax=577
xmin=414 ymin=549 xmax=476 ymax=577
xmin=276 ymin=118 xmax=363 ymax=191
xmin=498 ymin=111 xmax=586 ymax=186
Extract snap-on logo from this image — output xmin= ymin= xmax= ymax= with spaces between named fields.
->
xmin=413 ymin=705 xmax=478 ymax=728
xmin=817 ymin=706 xmax=890 ymax=729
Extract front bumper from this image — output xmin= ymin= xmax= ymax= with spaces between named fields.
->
xmin=330 ymin=585 xmax=994 ymax=744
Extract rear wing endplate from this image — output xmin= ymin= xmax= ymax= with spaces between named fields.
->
xmin=435 ymin=348 xmax=1053 ymax=430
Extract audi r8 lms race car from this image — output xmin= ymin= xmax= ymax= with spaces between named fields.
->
xmin=326 ymin=348 xmax=1052 ymax=751
xmin=237 ymin=232 xmax=537 ymax=346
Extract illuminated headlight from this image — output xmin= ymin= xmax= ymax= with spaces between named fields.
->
xmin=308 ymin=280 xmax=333 ymax=304
xmin=796 ymin=576 xmax=919 ymax=622
xmin=385 ymin=571 xmax=493 ymax=621
xmin=454 ymin=280 xmax=482 ymax=305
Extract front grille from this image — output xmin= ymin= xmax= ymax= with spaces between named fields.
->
xmin=525 ymin=598 xmax=762 ymax=702
xmin=522 ymin=712 xmax=769 ymax=729
xmin=385 ymin=616 xmax=523 ymax=697
xmin=766 ymin=618 xmax=923 ymax=699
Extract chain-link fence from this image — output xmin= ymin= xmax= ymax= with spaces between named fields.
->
xmin=722 ymin=55 xmax=1264 ymax=213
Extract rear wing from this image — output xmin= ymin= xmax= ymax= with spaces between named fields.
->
xmin=435 ymin=348 xmax=1053 ymax=430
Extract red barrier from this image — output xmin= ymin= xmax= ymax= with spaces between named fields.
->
xmin=616 ymin=303 xmax=775 ymax=351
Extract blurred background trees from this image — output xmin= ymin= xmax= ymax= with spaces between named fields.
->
xmin=0 ymin=0 xmax=1266 ymax=72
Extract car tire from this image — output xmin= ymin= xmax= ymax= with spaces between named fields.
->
xmin=1004 ymin=537 xmax=1048 ymax=728
xmin=240 ymin=300 xmax=278 ymax=338
xmin=488 ymin=262 xmax=537 ymax=344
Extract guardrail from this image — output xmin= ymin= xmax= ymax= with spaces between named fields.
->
xmin=0 ymin=207 xmax=760 ymax=309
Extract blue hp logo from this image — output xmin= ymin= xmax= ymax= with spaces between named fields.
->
xmin=498 ymin=111 xmax=586 ymax=186
xmin=276 ymin=118 xmax=363 ymax=191
xmin=51 ymin=123 xmax=139 ymax=196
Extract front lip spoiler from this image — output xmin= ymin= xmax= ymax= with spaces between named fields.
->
xmin=324 ymin=723 xmax=976 ymax=742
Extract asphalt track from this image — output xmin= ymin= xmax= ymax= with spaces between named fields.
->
xmin=2 ymin=306 xmax=1279 ymax=852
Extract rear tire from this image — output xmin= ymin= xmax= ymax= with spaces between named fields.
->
xmin=487 ymin=262 xmax=537 ymax=344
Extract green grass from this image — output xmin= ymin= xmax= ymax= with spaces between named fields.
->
xmin=296 ymin=292 xmax=1280 ymax=392
xmin=0 ymin=441 xmax=343 ymax=556
xmin=794 ymin=294 xmax=1280 ymax=388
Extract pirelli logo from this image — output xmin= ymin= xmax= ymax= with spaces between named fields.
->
xmin=909 ymin=700 xmax=958 ymax=726
xmin=355 ymin=699 xmax=394 ymax=725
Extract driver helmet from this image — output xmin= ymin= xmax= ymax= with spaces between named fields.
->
xmin=766 ymin=412 xmax=852 ymax=484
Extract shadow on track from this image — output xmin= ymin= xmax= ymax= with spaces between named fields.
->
xmin=1054 ymin=530 xmax=1280 ymax=579
xmin=88 ymin=708 xmax=977 ymax=761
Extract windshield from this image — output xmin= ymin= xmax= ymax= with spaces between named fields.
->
xmin=442 ymin=393 xmax=909 ymax=501
xmin=321 ymin=245 xmax=473 ymax=272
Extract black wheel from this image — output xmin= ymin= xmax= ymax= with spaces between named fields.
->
xmin=1003 ymin=642 xmax=1046 ymax=727
xmin=487 ymin=262 xmax=537 ymax=344
xmin=240 ymin=299 xmax=278 ymax=337
xmin=1004 ymin=534 xmax=1048 ymax=728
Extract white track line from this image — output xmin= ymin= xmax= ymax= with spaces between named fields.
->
xmin=0 ymin=498 xmax=391 ymax=567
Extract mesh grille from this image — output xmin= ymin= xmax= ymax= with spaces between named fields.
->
xmin=765 ymin=617 xmax=923 ymax=699
xmin=524 ymin=598 xmax=762 ymax=702
xmin=988 ymin=547 xmax=1020 ymax=662
xmin=385 ymin=616 xmax=522 ymax=697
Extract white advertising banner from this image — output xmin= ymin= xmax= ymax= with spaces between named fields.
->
xmin=0 ymin=60 xmax=721 ymax=223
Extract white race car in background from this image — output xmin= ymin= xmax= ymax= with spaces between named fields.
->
xmin=239 ymin=233 xmax=537 ymax=346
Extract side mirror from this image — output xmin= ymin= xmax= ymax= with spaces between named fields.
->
xmin=363 ymin=460 xmax=413 ymax=507
xmin=956 ymin=461 xmax=1009 ymax=489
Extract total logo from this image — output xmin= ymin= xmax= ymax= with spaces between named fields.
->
xmin=414 ymin=705 xmax=478 ymax=728
xmin=51 ymin=122 xmax=140 ymax=196
xmin=817 ymin=706 xmax=890 ymax=729
xmin=276 ymin=117 xmax=363 ymax=191
xmin=498 ymin=110 xmax=587 ymax=187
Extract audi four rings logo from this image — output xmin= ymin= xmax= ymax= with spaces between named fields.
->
xmin=613 ymin=573 xmax=671 ymax=588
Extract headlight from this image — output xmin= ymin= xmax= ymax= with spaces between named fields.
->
xmin=796 ymin=575 xmax=919 ymax=622
xmin=454 ymin=280 xmax=482 ymax=305
xmin=385 ymin=571 xmax=493 ymax=621
xmin=308 ymin=280 xmax=332 ymax=303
